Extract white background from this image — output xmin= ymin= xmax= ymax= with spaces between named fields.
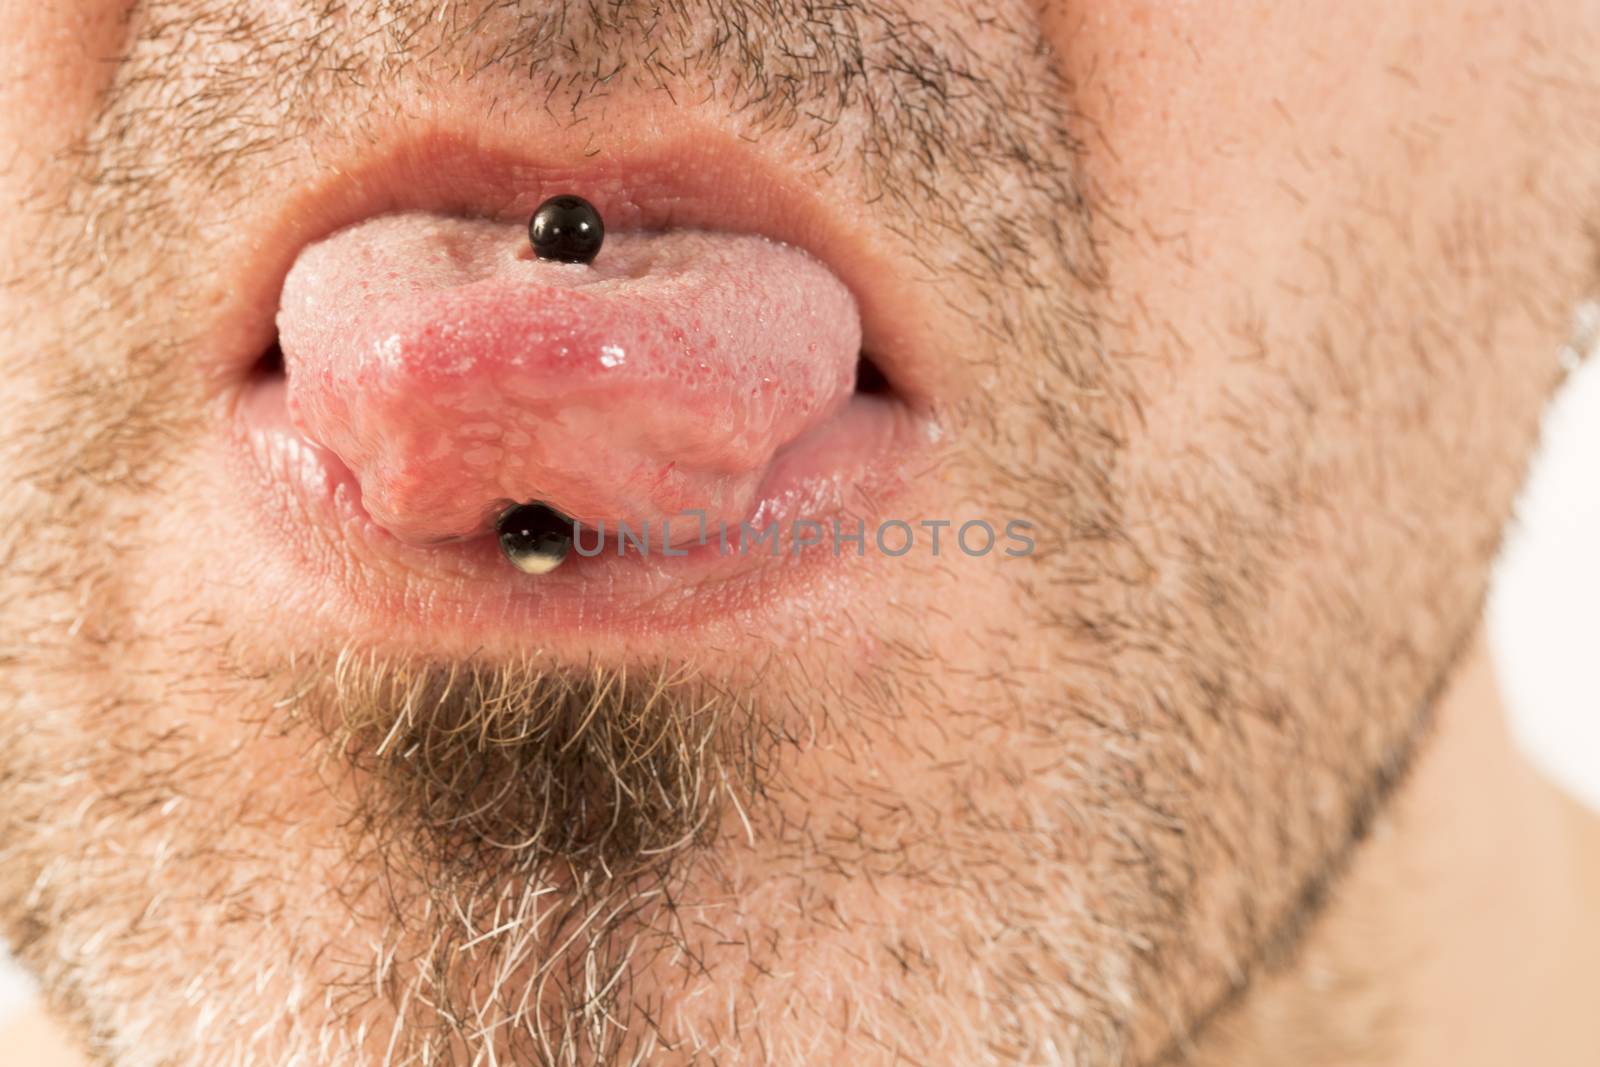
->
xmin=3 ymin=356 xmax=1598 ymax=1030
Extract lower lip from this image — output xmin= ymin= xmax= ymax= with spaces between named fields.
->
xmin=222 ymin=366 xmax=928 ymax=640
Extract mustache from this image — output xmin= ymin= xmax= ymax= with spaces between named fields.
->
xmin=93 ymin=1 xmax=976 ymax=191
xmin=74 ymin=1 xmax=1085 ymax=293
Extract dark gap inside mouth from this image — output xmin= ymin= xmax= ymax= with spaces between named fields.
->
xmin=854 ymin=352 xmax=892 ymax=396
xmin=252 ymin=338 xmax=285 ymax=380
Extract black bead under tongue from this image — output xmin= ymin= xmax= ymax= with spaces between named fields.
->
xmin=496 ymin=502 xmax=574 ymax=575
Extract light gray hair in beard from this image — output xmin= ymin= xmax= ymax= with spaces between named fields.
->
xmin=274 ymin=645 xmax=784 ymax=1066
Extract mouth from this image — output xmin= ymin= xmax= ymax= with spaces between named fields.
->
xmin=214 ymin=124 xmax=943 ymax=651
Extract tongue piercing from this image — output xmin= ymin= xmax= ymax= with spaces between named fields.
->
xmin=529 ymin=194 xmax=604 ymax=264
xmin=496 ymin=502 xmax=574 ymax=575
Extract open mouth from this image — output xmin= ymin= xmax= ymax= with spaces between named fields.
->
xmin=220 ymin=133 xmax=938 ymax=640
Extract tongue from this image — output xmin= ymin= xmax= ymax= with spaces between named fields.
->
xmin=275 ymin=211 xmax=861 ymax=546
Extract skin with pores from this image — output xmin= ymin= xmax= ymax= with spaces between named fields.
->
xmin=2 ymin=3 xmax=1599 ymax=1066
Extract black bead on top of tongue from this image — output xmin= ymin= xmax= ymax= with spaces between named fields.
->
xmin=528 ymin=195 xmax=604 ymax=264
xmin=496 ymin=502 xmax=575 ymax=575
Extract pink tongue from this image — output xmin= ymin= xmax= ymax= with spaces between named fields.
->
xmin=276 ymin=212 xmax=861 ymax=545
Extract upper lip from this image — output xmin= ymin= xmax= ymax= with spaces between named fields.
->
xmin=203 ymin=109 xmax=954 ymax=415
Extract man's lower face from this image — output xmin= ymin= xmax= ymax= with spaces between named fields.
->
xmin=0 ymin=2 xmax=1594 ymax=1065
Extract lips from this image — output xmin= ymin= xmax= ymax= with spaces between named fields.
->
xmin=219 ymin=126 xmax=939 ymax=638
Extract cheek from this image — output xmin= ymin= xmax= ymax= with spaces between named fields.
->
xmin=0 ymin=4 xmax=133 ymax=363
xmin=1035 ymin=1 xmax=1529 ymax=433
xmin=1039 ymin=2 xmax=1429 ymax=293
xmin=0 ymin=0 xmax=134 ymax=179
